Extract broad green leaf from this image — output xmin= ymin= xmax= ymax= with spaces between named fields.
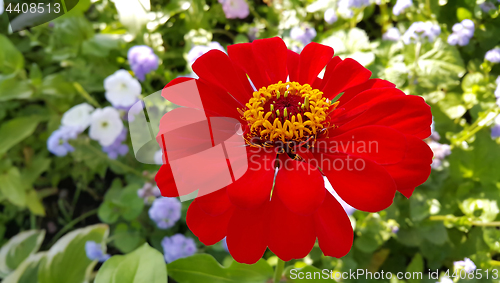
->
xmin=0 ymin=75 xmax=33 ymax=102
xmin=0 ymin=116 xmax=42 ymax=156
xmin=22 ymin=157 xmax=51 ymax=186
xmin=482 ymin=228 xmax=500 ymax=252
xmin=95 ymin=243 xmax=167 ymax=283
xmin=406 ymin=253 xmax=423 ymax=283
xmin=417 ymin=38 xmax=465 ymax=90
xmin=3 ymin=253 xmax=46 ymax=283
xmin=0 ymin=168 xmax=28 ymax=207
xmin=0 ymin=230 xmax=45 ymax=278
xmin=112 ymin=223 xmax=145 ymax=253
xmin=168 ymin=254 xmax=273 ymax=283
xmin=0 ymin=35 xmax=24 ymax=74
xmin=437 ymin=92 xmax=467 ymax=119
xmin=25 ymin=190 xmax=46 ymax=216
xmin=38 ymin=224 xmax=109 ymax=283
xmin=286 ymin=265 xmax=335 ymax=282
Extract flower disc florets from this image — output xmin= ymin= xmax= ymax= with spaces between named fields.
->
xmin=240 ymin=81 xmax=338 ymax=150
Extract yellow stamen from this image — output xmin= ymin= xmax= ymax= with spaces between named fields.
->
xmin=241 ymin=81 xmax=336 ymax=145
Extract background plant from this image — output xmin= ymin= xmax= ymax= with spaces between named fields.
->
xmin=1 ymin=0 xmax=500 ymax=282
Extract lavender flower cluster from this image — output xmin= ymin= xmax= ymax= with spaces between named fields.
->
xmin=447 ymin=19 xmax=475 ymax=46
xmin=402 ymin=21 xmax=441 ymax=45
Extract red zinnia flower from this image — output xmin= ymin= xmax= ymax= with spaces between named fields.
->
xmin=155 ymin=37 xmax=433 ymax=264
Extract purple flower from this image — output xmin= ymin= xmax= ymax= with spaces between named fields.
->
xmin=485 ymin=48 xmax=500 ymax=63
xmin=492 ymin=115 xmax=500 ymax=138
xmin=454 ymin=258 xmax=476 ymax=273
xmin=428 ymin=140 xmax=451 ymax=169
xmin=187 ymin=42 xmax=225 ymax=67
xmin=337 ymin=0 xmax=370 ymax=18
xmin=447 ymin=19 xmax=475 ymax=46
xmin=221 ymin=237 xmax=229 ymax=253
xmin=382 ymin=27 xmax=401 ymax=41
xmin=324 ymin=8 xmax=338 ymax=24
xmin=85 ymin=241 xmax=110 ymax=262
xmin=47 ymin=126 xmax=79 ymax=157
xmin=290 ymin=25 xmax=317 ymax=45
xmin=480 ymin=1 xmax=497 ymax=12
xmin=495 ymin=76 xmax=500 ymax=98
xmin=402 ymin=21 xmax=441 ymax=45
xmin=128 ymin=45 xmax=159 ymax=81
xmin=138 ymin=182 xmax=162 ymax=203
xmin=218 ymin=0 xmax=249 ymax=19
xmin=393 ymin=0 xmax=412 ymax=16
xmin=148 ymin=197 xmax=182 ymax=229
xmin=161 ymin=234 xmax=197 ymax=263
xmin=101 ymin=128 xmax=129 ymax=159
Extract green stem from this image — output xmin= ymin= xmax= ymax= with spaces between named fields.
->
xmin=410 ymin=41 xmax=422 ymax=89
xmin=273 ymin=258 xmax=285 ymax=283
xmin=451 ymin=108 xmax=500 ymax=148
xmin=82 ymin=143 xmax=148 ymax=180
xmin=49 ymin=209 xmax=98 ymax=246
xmin=429 ymin=215 xmax=500 ymax=227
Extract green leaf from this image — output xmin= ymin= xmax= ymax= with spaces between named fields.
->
xmin=0 ymin=116 xmax=41 ymax=156
xmin=0 ymin=75 xmax=33 ymax=102
xmin=22 ymin=157 xmax=51 ymax=186
xmin=482 ymin=228 xmax=500 ymax=252
xmin=0 ymin=35 xmax=24 ymax=74
xmin=112 ymin=223 xmax=145 ymax=253
xmin=0 ymin=230 xmax=45 ymax=278
xmin=25 ymin=190 xmax=46 ymax=216
xmin=417 ymin=38 xmax=465 ymax=90
xmin=38 ymin=224 xmax=109 ymax=283
xmin=168 ymin=254 xmax=273 ymax=283
xmin=95 ymin=243 xmax=167 ymax=283
xmin=0 ymin=168 xmax=28 ymax=207
xmin=406 ymin=253 xmax=423 ymax=283
xmin=3 ymin=253 xmax=45 ymax=283
xmin=437 ymin=92 xmax=467 ymax=119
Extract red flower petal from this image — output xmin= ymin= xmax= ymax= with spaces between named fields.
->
xmin=287 ymin=49 xmax=300 ymax=83
xmin=298 ymin=42 xmax=334 ymax=85
xmin=251 ymin=37 xmax=288 ymax=84
xmin=320 ymin=153 xmax=397 ymax=212
xmin=187 ymin=200 xmax=234 ymax=245
xmin=275 ymin=157 xmax=326 ymax=215
xmin=383 ymin=135 xmax=433 ymax=198
xmin=155 ymin=163 xmax=179 ymax=197
xmin=321 ymin=56 xmax=342 ymax=87
xmin=338 ymin=95 xmax=432 ymax=139
xmin=228 ymin=43 xmax=270 ymax=89
xmin=268 ymin=196 xmax=316 ymax=261
xmin=196 ymin=188 xmax=233 ymax=216
xmin=321 ymin=58 xmax=372 ymax=99
xmin=318 ymin=125 xmax=407 ymax=165
xmin=193 ymin=50 xmax=253 ymax=105
xmin=226 ymin=205 xmax=269 ymax=264
xmin=226 ymin=151 xmax=276 ymax=209
xmin=314 ymin=192 xmax=353 ymax=258
xmin=337 ymin=78 xmax=395 ymax=107
xmin=339 ymin=87 xmax=405 ymax=119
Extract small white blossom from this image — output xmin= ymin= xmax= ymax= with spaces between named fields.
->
xmin=104 ymin=70 xmax=142 ymax=108
xmin=89 ymin=107 xmax=124 ymax=147
xmin=61 ymin=103 xmax=94 ymax=132
xmin=0 ymin=0 xmax=4 ymax=15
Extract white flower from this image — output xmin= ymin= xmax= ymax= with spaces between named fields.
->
xmin=61 ymin=103 xmax=94 ymax=132
xmin=0 ymin=0 xmax=4 ymax=15
xmin=154 ymin=149 xmax=164 ymax=165
xmin=104 ymin=70 xmax=142 ymax=108
xmin=89 ymin=107 xmax=124 ymax=146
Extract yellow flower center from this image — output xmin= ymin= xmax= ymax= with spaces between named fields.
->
xmin=239 ymin=81 xmax=338 ymax=148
